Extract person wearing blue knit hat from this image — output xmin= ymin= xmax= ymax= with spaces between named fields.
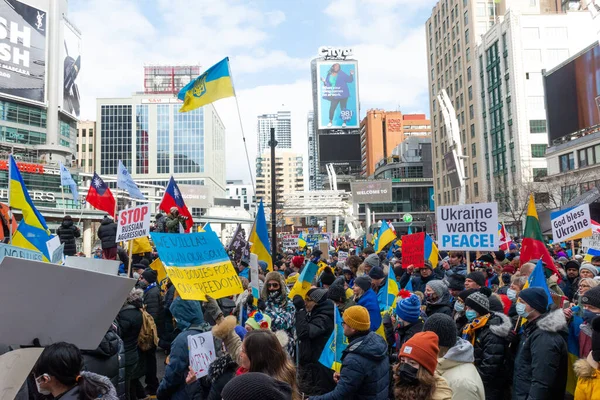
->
xmin=394 ymin=291 xmax=425 ymax=348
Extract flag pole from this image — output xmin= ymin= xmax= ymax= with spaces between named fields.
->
xmin=61 ymin=185 xmax=66 ymax=216
xmin=227 ymin=59 xmax=256 ymax=194
xmin=7 ymin=154 xmax=12 ymax=244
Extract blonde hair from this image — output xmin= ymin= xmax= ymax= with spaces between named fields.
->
xmin=580 ymin=278 xmax=599 ymax=289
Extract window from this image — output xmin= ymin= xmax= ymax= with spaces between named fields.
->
xmin=467 ymin=67 xmax=472 ymax=82
xmin=529 ymin=120 xmax=547 ymax=133
xmin=468 ymin=86 xmax=473 ymax=101
xmin=464 ymin=10 xmax=468 ymax=25
xmin=471 ymin=143 xmax=476 ymax=157
xmin=561 ymin=185 xmax=578 ymax=204
xmin=531 ymin=144 xmax=546 ymax=158
xmin=465 ymin=29 xmax=469 ymax=45
xmin=466 ymin=47 xmax=471 ymax=62
xmin=473 ymin=162 xmax=478 ymax=178
xmin=474 ymin=182 xmax=479 ymax=197
xmin=82 ymin=144 xmax=86 ymax=152
xmin=81 ymin=129 xmax=86 ymax=137
xmin=559 ymin=153 xmax=575 ymax=172
xmin=89 ymin=128 xmax=94 ymax=137
xmin=81 ymin=159 xmax=85 ymax=167
xmin=533 ymin=168 xmax=547 ymax=182
xmin=470 ymin=124 xmax=475 ymax=138
xmin=546 ymin=27 xmax=567 ymax=40
xmin=523 ymin=27 xmax=540 ymax=40
xmin=469 ymin=105 xmax=474 ymax=119
xmin=89 ymin=144 xmax=93 ymax=152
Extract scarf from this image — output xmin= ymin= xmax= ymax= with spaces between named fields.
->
xmin=461 ymin=313 xmax=490 ymax=345
xmin=143 ymin=282 xmax=157 ymax=293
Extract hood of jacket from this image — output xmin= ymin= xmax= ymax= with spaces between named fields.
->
xmin=487 ymin=312 xmax=512 ymax=338
xmin=170 ymin=297 xmax=205 ymax=331
xmin=72 ymin=371 xmax=118 ymax=399
xmin=535 ymin=308 xmax=568 ymax=333
xmin=574 ymin=353 xmax=600 ymax=379
xmin=61 ymin=219 xmax=74 ymax=228
xmin=82 ymin=330 xmax=119 ymax=358
xmin=345 ymin=331 xmax=387 ymax=362
xmin=261 ymin=271 xmax=289 ymax=304
xmin=101 ymin=216 xmax=114 ymax=226
xmin=441 ymin=337 xmax=475 ymax=365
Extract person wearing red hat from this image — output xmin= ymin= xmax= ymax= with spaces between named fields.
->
xmin=291 ymin=256 xmax=304 ymax=272
xmin=394 ymin=331 xmax=453 ymax=400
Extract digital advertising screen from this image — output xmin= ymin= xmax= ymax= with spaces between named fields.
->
xmin=62 ymin=19 xmax=81 ymax=118
xmin=316 ymin=60 xmax=359 ymax=129
xmin=0 ymin=0 xmax=48 ymax=104
xmin=318 ymin=133 xmax=361 ymax=165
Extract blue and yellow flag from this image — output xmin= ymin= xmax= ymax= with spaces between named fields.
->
xmin=288 ymin=261 xmax=318 ymax=299
xmin=177 ymin=57 xmax=234 ymax=113
xmin=319 ymin=305 xmax=348 ymax=372
xmin=249 ymin=200 xmax=272 ymax=272
xmin=8 ymin=155 xmax=49 ymax=233
xmin=298 ymin=231 xmax=307 ymax=248
xmin=424 ymin=234 xmax=439 ymax=267
xmin=12 ymin=219 xmax=51 ymax=261
xmin=377 ymin=265 xmax=399 ymax=312
xmin=375 ymin=220 xmax=396 ymax=253
xmin=522 ymin=260 xmax=553 ymax=307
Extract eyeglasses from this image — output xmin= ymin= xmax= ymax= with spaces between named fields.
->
xmin=267 ymin=283 xmax=280 ymax=288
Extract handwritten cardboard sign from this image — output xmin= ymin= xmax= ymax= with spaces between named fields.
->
xmin=0 ymin=243 xmax=43 ymax=263
xmin=401 ymin=232 xmax=425 ymax=269
xmin=188 ymin=331 xmax=216 ymax=379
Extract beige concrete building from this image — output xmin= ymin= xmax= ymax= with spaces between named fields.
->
xmin=256 ymin=150 xmax=304 ymax=205
xmin=426 ymin=0 xmax=561 ymax=206
xmin=76 ymin=120 xmax=96 ymax=173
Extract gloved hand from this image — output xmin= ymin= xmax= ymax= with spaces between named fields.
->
xmin=203 ymin=295 xmax=222 ymax=322
xmin=293 ymin=295 xmax=305 ymax=310
xmin=257 ymin=299 xmax=267 ymax=311
xmin=506 ymin=329 xmax=519 ymax=345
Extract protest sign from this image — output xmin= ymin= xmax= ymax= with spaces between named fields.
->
xmin=250 ymin=253 xmax=260 ymax=302
xmin=551 ymin=204 xmax=592 ymax=242
xmin=51 ymin=244 xmax=64 ymax=264
xmin=319 ymin=240 xmax=329 ymax=256
xmin=227 ymin=224 xmax=250 ymax=261
xmin=283 ymin=234 xmax=299 ymax=249
xmin=306 ymin=233 xmax=331 ymax=248
xmin=150 ymin=258 xmax=167 ymax=283
xmin=116 ymin=204 xmax=151 ymax=242
xmin=0 ymin=243 xmax=43 ymax=263
xmin=46 ymin=235 xmax=61 ymax=261
xmin=64 ymin=256 xmax=120 ymax=275
xmin=402 ymin=232 xmax=425 ymax=269
xmin=151 ymin=232 xmax=244 ymax=301
xmin=0 ymin=348 xmax=44 ymax=400
xmin=188 ymin=331 xmax=216 ymax=379
xmin=582 ymin=233 xmax=600 ymax=254
xmin=0 ymin=257 xmax=135 ymax=349
xmin=338 ymin=251 xmax=348 ymax=262
xmin=436 ymin=202 xmax=498 ymax=251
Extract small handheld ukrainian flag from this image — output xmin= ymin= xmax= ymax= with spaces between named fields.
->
xmin=319 ymin=305 xmax=348 ymax=372
xmin=249 ymin=200 xmax=272 ymax=272
xmin=177 ymin=57 xmax=235 ymax=113
xmin=374 ymin=219 xmax=396 ymax=253
xmin=377 ymin=264 xmax=399 ymax=312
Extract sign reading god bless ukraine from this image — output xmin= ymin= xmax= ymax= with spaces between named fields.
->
xmin=551 ymin=204 xmax=592 ymax=242
xmin=436 ymin=202 xmax=498 ymax=251
xmin=150 ymin=232 xmax=243 ymax=301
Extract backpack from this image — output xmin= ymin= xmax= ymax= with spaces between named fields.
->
xmin=138 ymin=306 xmax=159 ymax=351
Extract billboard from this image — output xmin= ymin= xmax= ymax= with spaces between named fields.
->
xmin=318 ymin=134 xmax=361 ymax=165
xmin=178 ymin=184 xmax=213 ymax=208
xmin=316 ymin=60 xmax=359 ymax=129
xmin=544 ymin=43 xmax=600 ymax=144
xmin=62 ymin=20 xmax=81 ymax=118
xmin=0 ymin=0 xmax=47 ymax=104
xmin=351 ymin=180 xmax=393 ymax=204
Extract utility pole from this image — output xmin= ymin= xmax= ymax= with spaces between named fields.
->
xmin=269 ymin=127 xmax=278 ymax=256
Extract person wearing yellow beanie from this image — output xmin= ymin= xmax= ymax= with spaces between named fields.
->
xmin=310 ymin=306 xmax=390 ymax=400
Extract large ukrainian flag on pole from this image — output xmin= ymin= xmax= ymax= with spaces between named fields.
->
xmin=249 ymin=200 xmax=272 ymax=272
xmin=177 ymin=57 xmax=234 ymax=113
xmin=8 ymin=155 xmax=52 ymax=261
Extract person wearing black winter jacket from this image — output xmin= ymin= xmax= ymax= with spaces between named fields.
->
xmin=462 ymin=291 xmax=511 ymax=400
xmin=399 ymin=260 xmax=440 ymax=293
xmin=56 ymin=215 xmax=80 ymax=256
xmin=116 ymin=288 xmax=144 ymax=400
xmin=425 ymin=280 xmax=453 ymax=317
xmin=97 ymin=215 xmax=118 ymax=260
xmin=293 ymin=288 xmax=336 ymax=396
xmin=139 ymin=269 xmax=162 ymax=395
xmin=82 ymin=324 xmax=125 ymax=398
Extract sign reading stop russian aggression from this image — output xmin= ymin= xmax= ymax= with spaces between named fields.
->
xmin=116 ymin=204 xmax=151 ymax=242
xmin=551 ymin=204 xmax=592 ymax=242
xmin=150 ymin=232 xmax=243 ymax=301
xmin=437 ymin=202 xmax=498 ymax=251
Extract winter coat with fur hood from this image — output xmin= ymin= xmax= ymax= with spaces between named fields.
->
xmin=437 ymin=337 xmax=485 ymax=400
xmin=574 ymin=353 xmax=600 ymax=400
xmin=55 ymin=371 xmax=118 ymax=399
xmin=261 ymin=271 xmax=296 ymax=355
xmin=513 ymin=308 xmax=569 ymax=400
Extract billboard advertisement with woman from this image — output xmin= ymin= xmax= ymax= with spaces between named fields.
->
xmin=317 ymin=60 xmax=359 ymax=129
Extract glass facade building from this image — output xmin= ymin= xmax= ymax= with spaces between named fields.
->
xmin=100 ymin=105 xmax=133 ymax=175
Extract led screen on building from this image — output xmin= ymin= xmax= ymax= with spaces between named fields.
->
xmin=545 ymin=43 xmax=600 ymax=144
xmin=62 ymin=19 xmax=81 ymax=118
xmin=318 ymin=134 xmax=361 ymax=165
xmin=316 ymin=60 xmax=359 ymax=129
xmin=0 ymin=0 xmax=47 ymax=104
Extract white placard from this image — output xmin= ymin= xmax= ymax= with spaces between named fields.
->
xmin=582 ymin=233 xmax=600 ymax=254
xmin=0 ymin=348 xmax=44 ymax=400
xmin=436 ymin=202 xmax=498 ymax=251
xmin=249 ymin=253 xmax=260 ymax=300
xmin=46 ymin=235 xmax=61 ymax=259
xmin=188 ymin=331 xmax=216 ymax=379
xmin=551 ymin=204 xmax=592 ymax=242
xmin=64 ymin=256 xmax=121 ymax=275
xmin=338 ymin=251 xmax=348 ymax=262
xmin=116 ymin=204 xmax=151 ymax=242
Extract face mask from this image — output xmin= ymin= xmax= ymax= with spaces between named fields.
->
xmin=398 ymin=363 xmax=419 ymax=385
xmin=516 ymin=302 xmax=529 ymax=318
xmin=137 ymin=281 xmax=148 ymax=290
xmin=583 ymin=309 xmax=599 ymax=323
xmin=507 ymin=289 xmax=517 ymax=301
xmin=133 ymin=272 xmax=140 ymax=280
xmin=454 ymin=301 xmax=465 ymax=313
xmin=465 ymin=310 xmax=478 ymax=321
xmin=425 ymin=293 xmax=436 ymax=303
xmin=35 ymin=375 xmax=52 ymax=395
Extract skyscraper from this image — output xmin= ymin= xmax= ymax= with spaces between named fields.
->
xmin=257 ymin=111 xmax=292 ymax=154
xmin=307 ymin=111 xmax=323 ymax=190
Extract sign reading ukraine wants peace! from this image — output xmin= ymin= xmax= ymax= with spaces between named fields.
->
xmin=551 ymin=204 xmax=592 ymax=242
xmin=436 ymin=202 xmax=498 ymax=251
xmin=150 ymin=232 xmax=243 ymax=301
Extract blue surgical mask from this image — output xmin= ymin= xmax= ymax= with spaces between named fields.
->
xmin=516 ymin=302 xmax=529 ymax=318
xmin=507 ymin=289 xmax=517 ymax=301
xmin=454 ymin=301 xmax=465 ymax=313
xmin=465 ymin=310 xmax=478 ymax=321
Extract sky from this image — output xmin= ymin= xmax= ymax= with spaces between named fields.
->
xmin=70 ymin=0 xmax=439 ymax=182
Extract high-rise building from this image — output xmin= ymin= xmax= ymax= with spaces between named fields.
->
xmin=476 ymin=9 xmax=594 ymax=230
xmin=360 ymin=110 xmax=431 ymax=177
xmin=226 ymin=179 xmax=255 ymax=211
xmin=307 ymin=111 xmax=323 ymax=191
xmin=426 ymin=0 xmax=560 ymax=207
xmin=256 ymin=150 xmax=304 ymax=205
xmin=96 ymin=91 xmax=226 ymax=199
xmin=76 ymin=120 xmax=96 ymax=173
xmin=257 ymin=111 xmax=292 ymax=154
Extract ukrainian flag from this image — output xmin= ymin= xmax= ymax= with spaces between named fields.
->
xmin=377 ymin=264 xmax=399 ymax=312
xmin=298 ymin=231 xmax=307 ymax=249
xmin=319 ymin=305 xmax=348 ymax=372
xmin=12 ymin=220 xmax=51 ymax=261
xmin=424 ymin=234 xmax=439 ymax=266
xmin=249 ymin=200 xmax=272 ymax=271
xmin=288 ymin=261 xmax=318 ymax=299
xmin=374 ymin=219 xmax=396 ymax=253
xmin=8 ymin=155 xmax=49 ymax=232
xmin=178 ymin=57 xmax=235 ymax=113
